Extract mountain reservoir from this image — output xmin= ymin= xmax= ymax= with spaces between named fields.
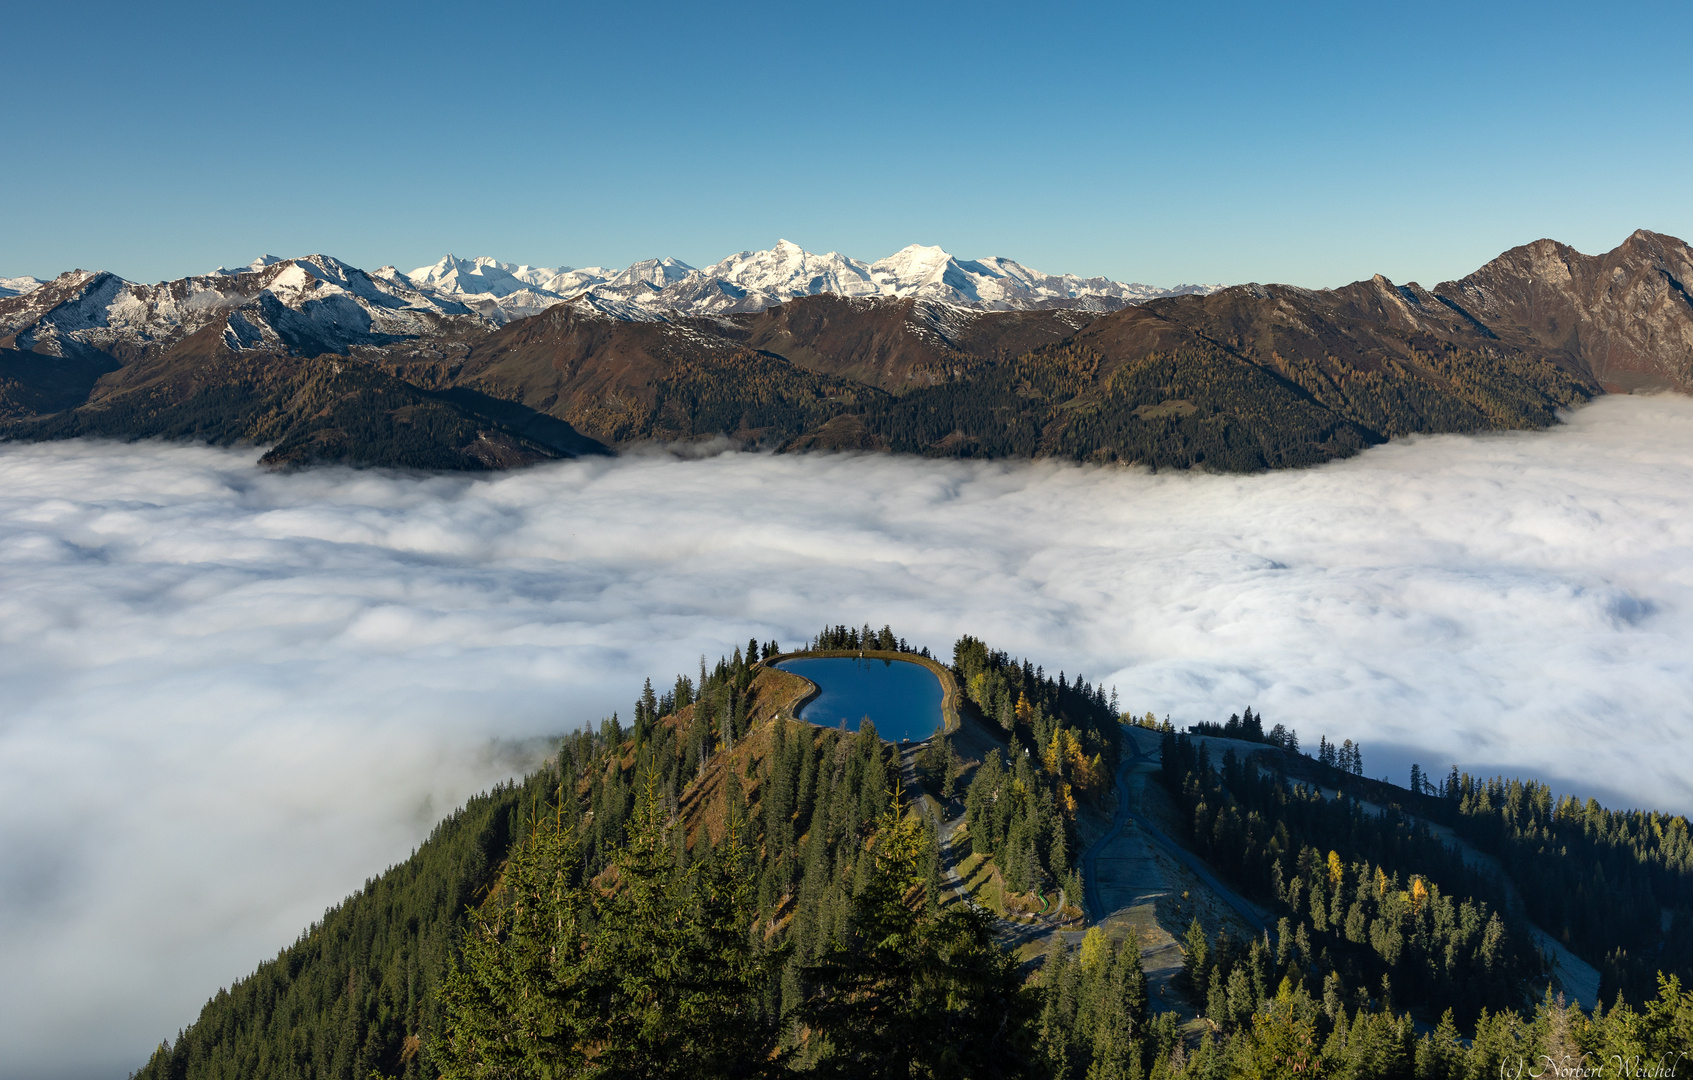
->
xmin=775 ymin=655 xmax=945 ymax=743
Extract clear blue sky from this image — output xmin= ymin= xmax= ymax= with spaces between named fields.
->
xmin=3 ymin=0 xmax=1688 ymax=289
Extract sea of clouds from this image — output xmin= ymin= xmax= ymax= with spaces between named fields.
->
xmin=2 ymin=394 xmax=1692 ymax=1077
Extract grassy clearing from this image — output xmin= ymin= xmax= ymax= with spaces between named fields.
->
xmin=954 ymin=850 xmax=1007 ymax=916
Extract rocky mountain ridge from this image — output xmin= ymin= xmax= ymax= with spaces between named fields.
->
xmin=0 ymin=230 xmax=1687 ymax=472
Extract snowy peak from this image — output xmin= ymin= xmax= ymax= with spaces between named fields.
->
xmin=0 ymin=275 xmax=45 ymax=299
xmin=604 ymin=257 xmax=696 ymax=291
xmin=704 ymin=241 xmax=878 ymax=302
xmin=406 ymin=254 xmax=568 ymax=299
xmin=210 ymin=254 xmax=285 ymax=277
xmin=870 ymin=244 xmax=956 ymax=291
xmin=535 ymin=266 xmax=615 ymax=294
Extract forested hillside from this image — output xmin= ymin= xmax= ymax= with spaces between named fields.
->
xmin=132 ymin=632 xmax=1693 ymax=1080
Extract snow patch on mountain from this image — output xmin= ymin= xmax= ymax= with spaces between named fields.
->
xmin=563 ymin=293 xmax=670 ymax=323
xmin=0 ymin=276 xmax=46 ymax=299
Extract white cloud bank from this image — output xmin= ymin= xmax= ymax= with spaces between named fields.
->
xmin=2 ymin=394 xmax=1692 ymax=1077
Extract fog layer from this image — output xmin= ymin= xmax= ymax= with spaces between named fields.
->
xmin=2 ymin=395 xmax=1691 ymax=1077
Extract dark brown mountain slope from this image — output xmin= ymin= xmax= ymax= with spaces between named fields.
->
xmin=735 ymin=295 xmax=1101 ymax=389
xmin=835 ymin=269 xmax=1602 ymax=470
xmin=443 ymin=301 xmax=885 ymax=447
xmin=6 ymin=322 xmax=580 ymax=471
xmin=0 ymin=345 xmax=118 ymax=419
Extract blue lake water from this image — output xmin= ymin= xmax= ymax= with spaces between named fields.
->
xmin=775 ymin=657 xmax=944 ymax=743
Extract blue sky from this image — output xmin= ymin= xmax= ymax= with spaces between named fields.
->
xmin=3 ymin=0 xmax=1688 ymax=289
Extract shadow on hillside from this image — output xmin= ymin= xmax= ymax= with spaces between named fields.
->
xmin=438 ymin=387 xmax=612 ymax=458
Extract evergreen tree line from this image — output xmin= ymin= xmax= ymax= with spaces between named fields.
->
xmin=1328 ymin=757 xmax=1693 ymax=1009
xmin=847 ymin=345 xmax=1382 ymax=472
xmin=1124 ymin=968 xmax=1692 ymax=1079
xmin=951 ymin=636 xmax=1123 ymax=905
xmin=1438 ymin=772 xmax=1693 ymax=1006
xmin=951 ymin=635 xmax=1120 ymax=792
xmin=1187 ymin=708 xmax=1304 ymax=757
xmin=964 ymin=746 xmax=1078 ymax=902
xmin=1034 ymin=927 xmax=1172 ymax=1080
xmin=802 ymin=623 xmax=925 ymax=655
xmin=132 ymin=774 xmax=556 ymax=1080
xmin=567 ymin=638 xmax=772 ymax=876
xmin=1314 ymin=736 xmax=1365 ymax=776
xmin=832 ymin=338 xmax=1585 ymax=474
xmin=1159 ymin=733 xmax=1543 ymax=1026
xmin=1186 ymin=705 xmax=1693 ymax=1009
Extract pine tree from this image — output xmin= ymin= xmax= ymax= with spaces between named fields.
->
xmin=1036 ymin=935 xmax=1076 ymax=1079
xmin=800 ymin=789 xmax=1041 ymax=1078
xmin=433 ymin=802 xmax=593 ymax=1079
xmin=436 ymin=770 xmax=787 ymax=1080
xmin=1182 ymin=917 xmax=1210 ymax=996
xmin=1234 ymin=978 xmax=1327 ymax=1079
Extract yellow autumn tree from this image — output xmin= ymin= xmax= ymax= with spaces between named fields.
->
xmin=1410 ymin=876 xmax=1429 ymax=914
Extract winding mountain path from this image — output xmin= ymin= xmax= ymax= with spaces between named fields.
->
xmin=897 ymin=745 xmax=1068 ymax=950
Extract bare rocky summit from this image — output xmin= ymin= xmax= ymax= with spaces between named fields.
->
xmin=1436 ymin=229 xmax=1693 ymax=393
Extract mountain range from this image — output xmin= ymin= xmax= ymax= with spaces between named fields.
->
xmin=1 ymin=232 xmax=1688 ymax=471
xmin=394 ymin=240 xmax=1219 ymax=323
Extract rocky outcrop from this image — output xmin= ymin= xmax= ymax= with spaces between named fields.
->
xmin=1436 ymin=229 xmax=1693 ymax=392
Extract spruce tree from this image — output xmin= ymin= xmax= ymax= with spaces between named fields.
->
xmin=800 ymin=790 xmax=1040 ymax=1078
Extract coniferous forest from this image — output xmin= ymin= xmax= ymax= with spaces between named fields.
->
xmin=133 ymin=631 xmax=1693 ymax=1080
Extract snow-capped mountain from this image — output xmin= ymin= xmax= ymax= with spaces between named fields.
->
xmin=3 ymin=242 xmax=1219 ymax=357
xmin=533 ymin=266 xmax=617 ymax=295
xmin=865 ymin=245 xmax=1200 ymax=309
xmin=0 ymin=255 xmax=482 ymax=360
xmin=395 ymin=239 xmax=1218 ymax=321
xmin=397 ymin=256 xmax=621 ymax=324
xmin=405 ymin=254 xmax=553 ymax=298
xmin=707 ymin=241 xmax=880 ymax=301
xmin=209 ymin=255 xmax=286 ymax=277
xmin=0 ymin=276 xmax=45 ymax=299
xmin=603 ymin=256 xmax=696 ymax=292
